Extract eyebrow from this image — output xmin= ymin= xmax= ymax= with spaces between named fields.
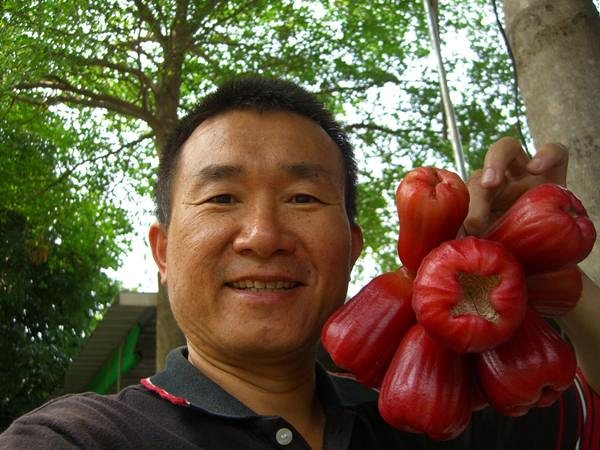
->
xmin=193 ymin=164 xmax=244 ymax=182
xmin=194 ymin=162 xmax=332 ymax=181
xmin=282 ymin=162 xmax=332 ymax=180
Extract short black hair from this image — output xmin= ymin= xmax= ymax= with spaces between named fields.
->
xmin=155 ymin=75 xmax=358 ymax=227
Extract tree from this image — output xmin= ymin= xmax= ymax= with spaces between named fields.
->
xmin=502 ymin=0 xmax=600 ymax=283
xmin=0 ymin=104 xmax=132 ymax=429
xmin=1 ymin=0 xmax=527 ymax=366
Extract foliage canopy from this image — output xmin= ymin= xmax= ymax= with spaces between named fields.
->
xmin=1 ymin=0 xmax=525 ymax=273
xmin=0 ymin=104 xmax=131 ymax=428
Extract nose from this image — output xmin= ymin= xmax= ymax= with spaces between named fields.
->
xmin=232 ymin=203 xmax=296 ymax=258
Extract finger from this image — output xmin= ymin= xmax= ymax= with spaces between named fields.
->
xmin=526 ymin=142 xmax=569 ymax=185
xmin=480 ymin=137 xmax=530 ymax=188
xmin=464 ymin=169 xmax=504 ymax=236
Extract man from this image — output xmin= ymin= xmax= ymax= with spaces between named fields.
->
xmin=1 ymin=76 xmax=598 ymax=449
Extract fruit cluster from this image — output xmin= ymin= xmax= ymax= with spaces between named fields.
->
xmin=321 ymin=167 xmax=596 ymax=440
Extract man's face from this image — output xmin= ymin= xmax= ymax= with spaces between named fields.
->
xmin=150 ymin=110 xmax=363 ymax=363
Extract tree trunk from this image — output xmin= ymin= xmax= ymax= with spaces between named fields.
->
xmin=153 ymin=131 xmax=186 ymax=371
xmin=503 ymin=0 xmax=600 ymax=284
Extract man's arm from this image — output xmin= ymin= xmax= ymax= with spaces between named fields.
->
xmin=464 ymin=137 xmax=600 ymax=393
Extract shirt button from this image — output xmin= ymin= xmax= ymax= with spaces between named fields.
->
xmin=275 ymin=427 xmax=293 ymax=445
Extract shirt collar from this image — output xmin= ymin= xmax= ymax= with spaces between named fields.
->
xmin=142 ymin=346 xmax=361 ymax=419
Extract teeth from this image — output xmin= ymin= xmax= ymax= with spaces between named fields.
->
xmin=229 ymin=280 xmax=297 ymax=291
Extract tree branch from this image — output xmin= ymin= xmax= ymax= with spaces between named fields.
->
xmin=344 ymin=122 xmax=419 ymax=136
xmin=34 ymin=132 xmax=154 ymax=197
xmin=202 ymin=32 xmax=260 ymax=53
xmin=133 ymin=0 xmax=167 ymax=46
xmin=60 ymin=53 xmax=157 ymax=95
xmin=191 ymin=0 xmax=263 ymax=42
xmin=317 ymin=79 xmax=397 ymax=97
xmin=133 ymin=15 xmax=152 ymax=114
xmin=173 ymin=0 xmax=190 ymax=32
xmin=15 ymin=77 xmax=155 ymax=125
xmin=189 ymin=0 xmax=223 ymax=30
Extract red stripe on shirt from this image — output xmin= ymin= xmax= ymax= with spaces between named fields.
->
xmin=140 ymin=377 xmax=191 ymax=407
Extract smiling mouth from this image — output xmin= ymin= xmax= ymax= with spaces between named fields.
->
xmin=227 ymin=280 xmax=299 ymax=292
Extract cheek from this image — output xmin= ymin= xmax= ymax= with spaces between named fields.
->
xmin=165 ymin=222 xmax=214 ymax=294
xmin=322 ymin=217 xmax=353 ymax=259
xmin=172 ymin=211 xmax=233 ymax=258
xmin=306 ymin=217 xmax=354 ymax=283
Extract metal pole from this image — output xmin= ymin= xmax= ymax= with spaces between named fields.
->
xmin=422 ymin=0 xmax=468 ymax=180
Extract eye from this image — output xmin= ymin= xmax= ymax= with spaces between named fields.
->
xmin=290 ymin=194 xmax=320 ymax=204
xmin=208 ymin=194 xmax=237 ymax=204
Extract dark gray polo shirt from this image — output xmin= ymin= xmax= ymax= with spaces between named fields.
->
xmin=0 ymin=347 xmax=594 ymax=449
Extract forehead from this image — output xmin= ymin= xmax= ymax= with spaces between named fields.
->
xmin=176 ymin=109 xmax=345 ymax=183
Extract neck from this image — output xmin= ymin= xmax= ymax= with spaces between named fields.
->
xmin=187 ymin=344 xmax=325 ymax=450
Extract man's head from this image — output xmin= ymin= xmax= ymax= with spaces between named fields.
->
xmin=155 ymin=76 xmax=358 ymax=228
xmin=149 ymin=76 xmax=363 ymax=364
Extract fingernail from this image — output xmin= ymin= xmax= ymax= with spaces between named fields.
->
xmin=481 ymin=167 xmax=495 ymax=185
xmin=528 ymin=157 xmax=543 ymax=171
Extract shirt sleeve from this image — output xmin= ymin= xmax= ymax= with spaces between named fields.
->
xmin=0 ymin=393 xmax=148 ymax=449
xmin=0 ymin=396 xmax=90 ymax=449
xmin=0 ymin=416 xmax=79 ymax=449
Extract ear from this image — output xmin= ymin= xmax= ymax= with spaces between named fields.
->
xmin=350 ymin=223 xmax=364 ymax=268
xmin=148 ymin=222 xmax=168 ymax=285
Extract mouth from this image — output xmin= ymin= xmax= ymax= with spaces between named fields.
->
xmin=226 ymin=280 xmax=300 ymax=292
